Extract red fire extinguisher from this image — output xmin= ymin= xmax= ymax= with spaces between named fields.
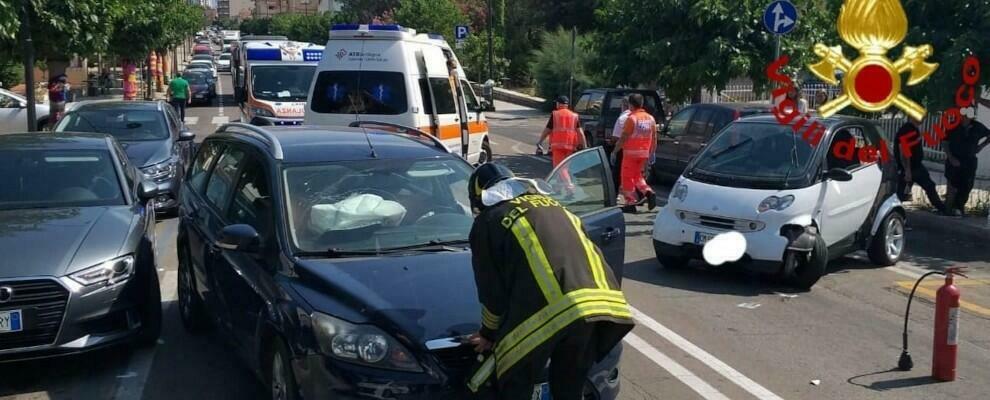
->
xmin=932 ymin=267 xmax=967 ymax=381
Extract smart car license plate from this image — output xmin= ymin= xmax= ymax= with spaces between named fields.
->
xmin=532 ymin=382 xmax=551 ymax=400
xmin=694 ymin=231 xmax=715 ymax=245
xmin=0 ymin=310 xmax=23 ymax=333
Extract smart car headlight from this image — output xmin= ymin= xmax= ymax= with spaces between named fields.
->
xmin=758 ymin=195 xmax=795 ymax=213
xmin=311 ymin=312 xmax=421 ymax=372
xmin=69 ymin=255 xmax=135 ymax=286
xmin=672 ymin=182 xmax=689 ymax=202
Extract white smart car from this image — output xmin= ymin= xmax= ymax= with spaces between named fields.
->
xmin=652 ymin=115 xmax=905 ymax=289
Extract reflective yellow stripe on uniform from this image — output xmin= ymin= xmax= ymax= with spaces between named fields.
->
xmin=496 ymin=301 xmax=631 ymax=378
xmin=481 ymin=305 xmax=501 ymax=330
xmin=510 ymin=217 xmax=563 ymax=301
xmin=494 ymin=288 xmax=626 ymax=360
xmin=467 ymin=354 xmax=495 ymax=392
xmin=564 ymin=211 xmax=610 ymax=290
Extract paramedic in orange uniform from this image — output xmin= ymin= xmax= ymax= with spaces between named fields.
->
xmin=612 ymin=93 xmax=657 ymax=211
xmin=536 ymin=96 xmax=587 ymax=191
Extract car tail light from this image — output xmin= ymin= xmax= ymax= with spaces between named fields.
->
xmin=733 ymin=110 xmax=741 ymax=120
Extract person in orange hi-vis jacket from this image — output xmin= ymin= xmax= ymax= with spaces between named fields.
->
xmin=611 ymin=93 xmax=657 ymax=211
xmin=536 ymin=96 xmax=587 ymax=193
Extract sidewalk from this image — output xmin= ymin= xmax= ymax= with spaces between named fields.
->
xmin=905 ymin=205 xmax=988 ymax=243
xmin=486 ymin=100 xmax=547 ymax=121
xmin=905 ymin=160 xmax=990 ymax=216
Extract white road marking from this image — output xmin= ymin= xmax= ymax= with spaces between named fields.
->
xmin=212 ymin=116 xmax=230 ymax=125
xmin=183 ymin=116 xmax=198 ymax=126
xmin=624 ymin=333 xmax=731 ymax=400
xmin=113 ymin=270 xmax=177 ymax=400
xmin=630 ymin=306 xmax=785 ymax=400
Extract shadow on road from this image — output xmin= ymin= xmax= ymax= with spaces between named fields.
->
xmin=140 ymin=300 xmax=263 ymax=400
xmin=622 ymin=258 xmax=800 ymax=297
xmin=0 ymin=346 xmax=129 ymax=399
xmin=847 ymin=368 xmax=943 ymax=391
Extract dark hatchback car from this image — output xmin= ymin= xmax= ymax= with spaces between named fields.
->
xmin=651 ymin=102 xmax=771 ymax=182
xmin=574 ymin=88 xmax=666 ymax=147
xmin=183 ymin=71 xmax=217 ymax=105
xmin=55 ymin=101 xmax=196 ymax=214
xmin=0 ymin=134 xmax=162 ymax=361
xmin=177 ymin=123 xmax=628 ymax=399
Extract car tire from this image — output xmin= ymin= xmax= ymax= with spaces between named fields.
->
xmin=788 ymin=235 xmax=827 ymax=290
xmin=654 ymin=240 xmax=689 ymax=269
xmin=479 ymin=140 xmax=493 ymax=164
xmin=868 ymin=212 xmax=905 ymax=266
xmin=269 ymin=339 xmax=301 ymax=400
xmin=178 ymin=245 xmax=209 ymax=333
xmin=135 ymin=266 xmax=162 ymax=347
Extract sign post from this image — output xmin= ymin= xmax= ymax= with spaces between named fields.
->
xmin=763 ymin=0 xmax=798 ymax=60
xmin=455 ymin=25 xmax=469 ymax=49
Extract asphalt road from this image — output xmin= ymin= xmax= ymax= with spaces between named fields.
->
xmin=2 ymin=72 xmax=988 ymax=400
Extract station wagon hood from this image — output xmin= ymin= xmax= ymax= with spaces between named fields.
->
xmin=0 ymin=207 xmax=136 ymax=278
xmin=292 ymin=251 xmax=480 ymax=344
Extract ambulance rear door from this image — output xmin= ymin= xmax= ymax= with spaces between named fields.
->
xmin=416 ymin=45 xmax=462 ymax=153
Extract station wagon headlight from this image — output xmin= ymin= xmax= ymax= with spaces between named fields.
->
xmin=69 ymin=255 xmax=135 ymax=286
xmin=672 ymin=182 xmax=689 ymax=202
xmin=311 ymin=312 xmax=422 ymax=372
xmin=141 ymin=159 xmax=176 ymax=180
xmin=758 ymin=195 xmax=795 ymax=213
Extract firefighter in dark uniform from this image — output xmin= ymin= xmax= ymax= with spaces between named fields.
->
xmin=464 ymin=163 xmax=634 ymax=400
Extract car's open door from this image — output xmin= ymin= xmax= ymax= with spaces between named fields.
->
xmin=545 ymin=147 xmax=626 ymax=279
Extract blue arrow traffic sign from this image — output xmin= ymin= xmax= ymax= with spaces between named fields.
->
xmin=455 ymin=25 xmax=469 ymax=41
xmin=763 ymin=1 xmax=798 ymax=35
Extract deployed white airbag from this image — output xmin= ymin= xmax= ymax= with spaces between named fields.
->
xmin=310 ymin=194 xmax=407 ymax=231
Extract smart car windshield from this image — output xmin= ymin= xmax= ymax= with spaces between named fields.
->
xmin=0 ymin=149 xmax=124 ymax=210
xmin=57 ymin=109 xmax=169 ymax=141
xmin=284 ymin=158 xmax=474 ymax=254
xmin=687 ymin=122 xmax=816 ymax=186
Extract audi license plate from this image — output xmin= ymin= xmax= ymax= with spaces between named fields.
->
xmin=532 ymin=382 xmax=551 ymax=400
xmin=694 ymin=231 xmax=715 ymax=245
xmin=0 ymin=310 xmax=23 ymax=333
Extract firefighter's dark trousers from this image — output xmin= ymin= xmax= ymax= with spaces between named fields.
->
xmin=498 ymin=323 xmax=597 ymax=400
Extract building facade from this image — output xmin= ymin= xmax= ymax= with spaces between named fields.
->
xmin=255 ymin=0 xmax=320 ymax=17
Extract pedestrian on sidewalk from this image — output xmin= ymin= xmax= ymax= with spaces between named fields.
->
xmin=606 ymin=97 xmax=631 ymax=195
xmin=944 ymin=107 xmax=990 ymax=215
xmin=464 ymin=163 xmax=633 ymax=400
xmin=612 ymin=93 xmax=658 ymax=211
xmin=167 ymin=73 xmax=191 ymax=121
xmin=895 ymin=116 xmax=949 ymax=214
xmin=47 ymin=75 xmax=68 ymax=126
xmin=536 ymin=96 xmax=587 ymax=192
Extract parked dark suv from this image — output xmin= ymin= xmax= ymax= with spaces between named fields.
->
xmin=574 ymin=88 xmax=666 ymax=148
xmin=651 ymin=102 xmax=771 ymax=182
xmin=176 ymin=122 xmax=628 ymax=399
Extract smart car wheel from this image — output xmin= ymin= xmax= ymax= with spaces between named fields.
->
xmin=868 ymin=212 xmax=904 ymax=266
xmin=178 ymin=245 xmax=209 ymax=333
xmin=788 ymin=235 xmax=827 ymax=290
xmin=269 ymin=339 xmax=300 ymax=400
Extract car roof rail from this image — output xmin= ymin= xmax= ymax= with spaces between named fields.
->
xmin=216 ymin=123 xmax=284 ymax=160
xmin=347 ymin=121 xmax=449 ymax=153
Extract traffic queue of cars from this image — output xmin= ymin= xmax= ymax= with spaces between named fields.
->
xmin=0 ymin=22 xmax=911 ymax=400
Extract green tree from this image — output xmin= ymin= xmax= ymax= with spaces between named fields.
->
xmin=394 ymin=0 xmax=466 ymax=37
xmin=240 ymin=17 xmax=272 ymax=35
xmin=529 ymin=28 xmax=596 ymax=105
xmin=458 ymin=30 xmax=509 ymax=82
xmin=593 ymin=0 xmax=840 ymax=103
xmin=1 ymin=0 xmax=128 ymax=64
xmin=339 ymin=0 xmax=400 ymax=22
xmin=270 ymin=12 xmax=350 ymax=44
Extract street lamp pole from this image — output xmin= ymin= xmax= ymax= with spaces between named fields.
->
xmin=486 ymin=0 xmax=494 ymax=82
xmin=20 ymin=0 xmax=37 ymax=132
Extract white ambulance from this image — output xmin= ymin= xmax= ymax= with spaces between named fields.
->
xmin=304 ymin=24 xmax=492 ymax=164
xmin=234 ymin=40 xmax=325 ymax=126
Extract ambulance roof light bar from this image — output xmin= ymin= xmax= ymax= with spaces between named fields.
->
xmin=329 ymin=24 xmax=417 ymax=39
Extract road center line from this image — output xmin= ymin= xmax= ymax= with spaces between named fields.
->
xmin=624 ymin=333 xmax=731 ymax=400
xmin=630 ymin=306 xmax=785 ymax=400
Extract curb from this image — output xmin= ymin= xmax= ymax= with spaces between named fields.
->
xmin=905 ymin=208 xmax=988 ymax=243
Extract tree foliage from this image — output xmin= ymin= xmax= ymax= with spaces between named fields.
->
xmin=394 ymin=0 xmax=467 ymax=37
xmin=1 ymin=0 xmax=129 ymax=61
xmin=339 ymin=0 xmax=400 ymax=22
xmin=107 ymin=0 xmax=203 ymax=60
xmin=529 ymin=28 xmax=596 ymax=104
xmin=458 ymin=30 xmax=509 ymax=82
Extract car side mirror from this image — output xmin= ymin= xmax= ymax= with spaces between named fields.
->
xmin=137 ymin=180 xmax=162 ymax=201
xmin=17 ymin=102 xmax=27 ymax=109
xmin=824 ymin=168 xmax=853 ymax=182
xmin=178 ymin=130 xmax=196 ymax=141
xmin=217 ymin=224 xmax=260 ymax=253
